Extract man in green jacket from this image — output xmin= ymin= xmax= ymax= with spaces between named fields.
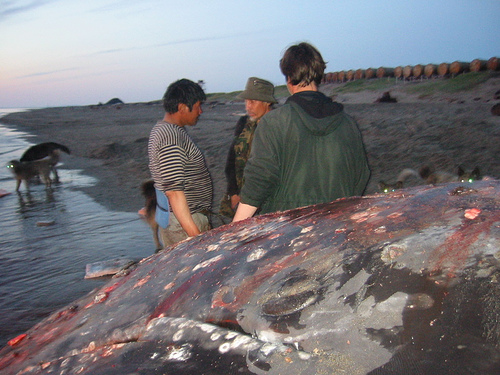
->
xmin=233 ymin=42 xmax=370 ymax=221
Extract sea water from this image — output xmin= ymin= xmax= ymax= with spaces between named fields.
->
xmin=0 ymin=110 xmax=153 ymax=348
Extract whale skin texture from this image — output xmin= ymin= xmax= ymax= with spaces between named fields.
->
xmin=1 ymin=180 xmax=500 ymax=374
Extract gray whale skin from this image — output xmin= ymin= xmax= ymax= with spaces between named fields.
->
xmin=1 ymin=180 xmax=499 ymax=374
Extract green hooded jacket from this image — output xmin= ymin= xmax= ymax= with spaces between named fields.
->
xmin=240 ymin=91 xmax=370 ymax=214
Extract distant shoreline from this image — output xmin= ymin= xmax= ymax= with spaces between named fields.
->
xmin=4 ymin=71 xmax=498 ymax=111
xmin=1 ymin=74 xmax=499 ymax=217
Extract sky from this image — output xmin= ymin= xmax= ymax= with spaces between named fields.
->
xmin=1 ymin=0 xmax=499 ymax=108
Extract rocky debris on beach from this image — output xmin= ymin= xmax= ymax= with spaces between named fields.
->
xmin=492 ymin=103 xmax=500 ymax=116
xmin=0 ymin=189 xmax=11 ymax=198
xmin=374 ymin=91 xmax=397 ymax=103
xmin=35 ymin=220 xmax=55 ymax=227
xmin=103 ymin=98 xmax=124 ymax=106
xmin=84 ymin=258 xmax=139 ymax=279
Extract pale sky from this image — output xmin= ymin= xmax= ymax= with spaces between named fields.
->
xmin=1 ymin=0 xmax=499 ymax=108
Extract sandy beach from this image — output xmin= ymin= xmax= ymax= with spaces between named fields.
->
xmin=2 ymin=75 xmax=499 ymax=219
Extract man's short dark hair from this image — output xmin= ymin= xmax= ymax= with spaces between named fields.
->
xmin=163 ymin=79 xmax=207 ymax=114
xmin=280 ymin=42 xmax=326 ymax=87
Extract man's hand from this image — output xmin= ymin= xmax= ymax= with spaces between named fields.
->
xmin=230 ymin=194 xmax=240 ymax=209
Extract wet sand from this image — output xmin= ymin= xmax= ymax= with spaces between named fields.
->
xmin=2 ymin=78 xmax=499 ymax=218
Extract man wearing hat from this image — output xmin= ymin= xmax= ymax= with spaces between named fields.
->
xmin=220 ymin=77 xmax=277 ymax=218
xmin=233 ymin=42 xmax=370 ymax=221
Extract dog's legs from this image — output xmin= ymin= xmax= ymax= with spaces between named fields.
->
xmin=41 ymin=173 xmax=52 ymax=189
xmin=152 ymin=222 xmax=162 ymax=252
xmin=52 ymin=166 xmax=60 ymax=183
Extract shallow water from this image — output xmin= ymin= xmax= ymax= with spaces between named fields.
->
xmin=0 ymin=114 xmax=154 ymax=348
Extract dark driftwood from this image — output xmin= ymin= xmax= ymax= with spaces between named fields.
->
xmin=492 ymin=103 xmax=500 ymax=116
xmin=375 ymin=91 xmax=397 ymax=103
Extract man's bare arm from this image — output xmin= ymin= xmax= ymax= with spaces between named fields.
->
xmin=232 ymin=202 xmax=258 ymax=222
xmin=165 ymin=190 xmax=200 ymax=236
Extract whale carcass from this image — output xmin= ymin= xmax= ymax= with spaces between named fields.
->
xmin=0 ymin=180 xmax=499 ymax=374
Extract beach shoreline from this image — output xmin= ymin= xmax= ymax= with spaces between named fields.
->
xmin=1 ymin=78 xmax=499 ymax=217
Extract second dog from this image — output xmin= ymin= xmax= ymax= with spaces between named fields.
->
xmin=7 ymin=157 xmax=55 ymax=191
xmin=139 ymin=180 xmax=162 ymax=252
